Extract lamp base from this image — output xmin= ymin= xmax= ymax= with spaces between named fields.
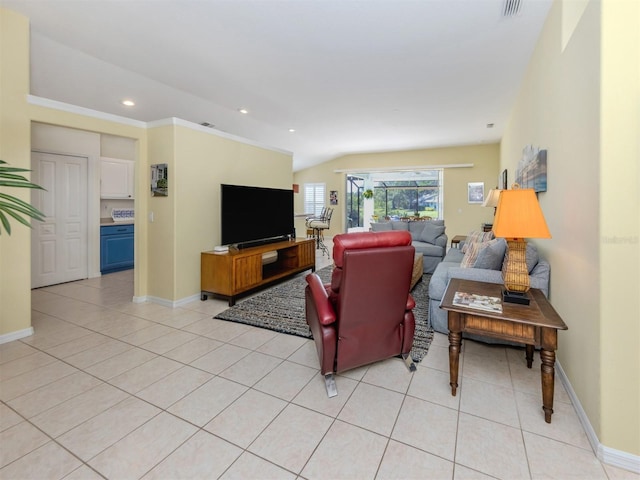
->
xmin=502 ymin=289 xmax=530 ymax=305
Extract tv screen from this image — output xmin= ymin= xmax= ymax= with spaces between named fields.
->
xmin=221 ymin=184 xmax=295 ymax=247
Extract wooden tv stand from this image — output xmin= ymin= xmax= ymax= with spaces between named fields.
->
xmin=201 ymin=238 xmax=316 ymax=306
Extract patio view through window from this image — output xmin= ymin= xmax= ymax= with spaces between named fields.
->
xmin=347 ymin=170 xmax=443 ymax=228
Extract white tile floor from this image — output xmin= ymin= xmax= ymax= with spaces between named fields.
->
xmin=1 ymin=247 xmax=637 ymax=479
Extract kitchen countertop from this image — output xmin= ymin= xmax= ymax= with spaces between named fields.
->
xmin=100 ymin=219 xmax=134 ymax=226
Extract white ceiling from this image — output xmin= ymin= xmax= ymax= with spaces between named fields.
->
xmin=2 ymin=0 xmax=552 ymax=171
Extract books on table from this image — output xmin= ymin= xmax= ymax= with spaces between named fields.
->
xmin=453 ymin=291 xmax=503 ymax=313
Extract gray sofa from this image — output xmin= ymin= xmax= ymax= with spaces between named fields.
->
xmin=371 ymin=220 xmax=447 ymax=273
xmin=428 ymin=237 xmax=551 ymax=335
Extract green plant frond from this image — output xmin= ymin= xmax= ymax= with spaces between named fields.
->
xmin=0 ymin=200 xmax=45 ymax=221
xmin=0 ymin=208 xmax=36 ymax=235
xmin=0 ymin=179 xmax=45 ymax=190
xmin=0 ymin=211 xmax=12 ymax=235
xmin=0 ymin=163 xmax=33 ymax=175
xmin=0 ymin=198 xmax=45 ymax=221
xmin=0 ymin=160 xmax=46 ymax=235
xmin=0 ymin=171 xmax=31 ymax=181
xmin=0 ymin=192 xmax=42 ymax=210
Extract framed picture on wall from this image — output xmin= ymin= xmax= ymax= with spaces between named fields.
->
xmin=330 ymin=190 xmax=338 ymax=205
xmin=468 ymin=182 xmax=484 ymax=204
xmin=151 ymin=163 xmax=168 ymax=197
xmin=502 ymin=169 xmax=508 ymax=190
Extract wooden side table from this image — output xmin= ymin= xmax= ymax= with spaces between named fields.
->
xmin=450 ymin=235 xmax=467 ymax=249
xmin=440 ymin=278 xmax=568 ymax=423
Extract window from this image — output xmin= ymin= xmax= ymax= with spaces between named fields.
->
xmin=372 ymin=170 xmax=444 ymax=220
xmin=373 ymin=169 xmax=443 ymax=219
xmin=304 ymin=183 xmax=326 ymax=216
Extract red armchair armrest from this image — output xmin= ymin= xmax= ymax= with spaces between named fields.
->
xmin=305 ymin=273 xmax=336 ymax=326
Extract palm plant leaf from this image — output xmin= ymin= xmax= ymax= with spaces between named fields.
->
xmin=0 ymin=160 xmax=46 ymax=235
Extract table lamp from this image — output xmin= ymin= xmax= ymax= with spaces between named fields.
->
xmin=492 ymin=186 xmax=551 ymax=305
xmin=482 ymin=188 xmax=502 ymax=213
xmin=482 ymin=188 xmax=502 ymax=214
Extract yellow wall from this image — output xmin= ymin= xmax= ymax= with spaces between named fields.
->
xmin=0 ymin=9 xmax=32 ymax=338
xmin=293 ymin=144 xmax=499 ymax=239
xmin=147 ymin=124 xmax=176 ymax=301
xmin=599 ymin=0 xmax=639 ymax=456
xmin=0 ymin=9 xmax=294 ymax=336
xmin=501 ymin=0 xmax=639 ymax=457
xmin=173 ymin=124 xmax=293 ymax=300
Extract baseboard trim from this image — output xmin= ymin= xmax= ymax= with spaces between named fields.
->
xmin=132 ymin=295 xmax=147 ymax=304
xmin=138 ymin=294 xmax=201 ymax=308
xmin=556 ymin=361 xmax=640 ymax=473
xmin=0 ymin=327 xmax=34 ymax=345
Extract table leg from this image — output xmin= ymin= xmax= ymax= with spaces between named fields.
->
xmin=526 ymin=344 xmax=534 ymax=368
xmin=540 ymin=348 xmax=556 ymax=423
xmin=448 ymin=331 xmax=462 ymax=396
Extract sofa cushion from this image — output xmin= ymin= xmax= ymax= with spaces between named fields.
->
xmin=411 ymin=241 xmax=444 ymax=257
xmin=428 ymin=261 xmax=462 ymax=300
xmin=370 ymin=222 xmax=393 ymax=232
xmin=408 ymin=221 xmax=426 ymax=240
xmin=473 ymin=238 xmax=507 ymax=270
xmin=460 ymin=241 xmax=488 ymax=268
xmin=462 ymin=230 xmax=495 ymax=253
xmin=392 ymin=221 xmax=409 ymax=232
xmin=419 ymin=222 xmax=446 ymax=244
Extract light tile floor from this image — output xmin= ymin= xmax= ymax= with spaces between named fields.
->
xmin=1 ymin=247 xmax=638 ymax=480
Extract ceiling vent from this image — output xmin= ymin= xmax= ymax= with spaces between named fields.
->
xmin=503 ymin=0 xmax=522 ymax=17
xmin=200 ymin=122 xmax=215 ymax=128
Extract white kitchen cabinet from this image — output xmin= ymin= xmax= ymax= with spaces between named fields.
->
xmin=101 ymin=157 xmax=134 ymax=199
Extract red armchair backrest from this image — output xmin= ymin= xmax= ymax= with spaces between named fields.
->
xmin=330 ymin=231 xmax=414 ymax=294
xmin=327 ymin=231 xmax=415 ymax=371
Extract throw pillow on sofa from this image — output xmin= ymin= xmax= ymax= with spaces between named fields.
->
xmin=419 ymin=222 xmax=446 ymax=244
xmin=472 ymin=238 xmax=506 ymax=270
xmin=461 ymin=230 xmax=495 ymax=253
xmin=526 ymin=242 xmax=540 ymax=273
xmin=460 ymin=241 xmax=490 ymax=268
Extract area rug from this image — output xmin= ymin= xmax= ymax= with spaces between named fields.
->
xmin=214 ymin=266 xmax=434 ymax=363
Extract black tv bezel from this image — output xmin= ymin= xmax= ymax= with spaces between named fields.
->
xmin=220 ymin=183 xmax=295 ymax=248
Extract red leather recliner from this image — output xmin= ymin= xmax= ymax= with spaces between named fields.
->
xmin=305 ymin=230 xmax=417 ymax=397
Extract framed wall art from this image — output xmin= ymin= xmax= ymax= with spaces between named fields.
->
xmin=150 ymin=163 xmax=168 ymax=197
xmin=502 ymin=169 xmax=508 ymax=190
xmin=468 ymin=182 xmax=484 ymax=204
xmin=515 ymin=146 xmax=547 ymax=192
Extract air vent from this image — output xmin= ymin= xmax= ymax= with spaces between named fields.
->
xmin=503 ymin=0 xmax=522 ymax=17
xmin=200 ymin=122 xmax=215 ymax=128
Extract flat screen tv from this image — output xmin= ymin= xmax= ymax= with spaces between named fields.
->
xmin=220 ymin=184 xmax=295 ymax=248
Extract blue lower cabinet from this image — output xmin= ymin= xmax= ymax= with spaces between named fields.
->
xmin=100 ymin=224 xmax=134 ymax=274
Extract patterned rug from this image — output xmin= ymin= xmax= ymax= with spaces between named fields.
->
xmin=214 ymin=266 xmax=434 ymax=363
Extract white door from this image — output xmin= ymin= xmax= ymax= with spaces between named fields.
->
xmin=31 ymin=152 xmax=88 ymax=288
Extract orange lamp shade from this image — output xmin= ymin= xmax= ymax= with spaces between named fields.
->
xmin=493 ymin=188 xmax=551 ymax=239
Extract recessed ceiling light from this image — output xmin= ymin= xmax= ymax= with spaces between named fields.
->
xmin=289 ymin=128 xmax=296 ymax=133
xmin=238 ymin=108 xmax=249 ymax=114
xmin=486 ymin=123 xmax=494 ymax=128
xmin=122 ymin=99 xmax=135 ymax=107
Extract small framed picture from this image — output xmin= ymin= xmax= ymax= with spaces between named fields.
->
xmin=150 ymin=164 xmax=168 ymax=197
xmin=330 ymin=190 xmax=338 ymax=205
xmin=468 ymin=182 xmax=484 ymax=204
xmin=502 ymin=169 xmax=508 ymax=190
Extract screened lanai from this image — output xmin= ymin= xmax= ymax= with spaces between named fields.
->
xmin=346 ymin=170 xmax=443 ymax=231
